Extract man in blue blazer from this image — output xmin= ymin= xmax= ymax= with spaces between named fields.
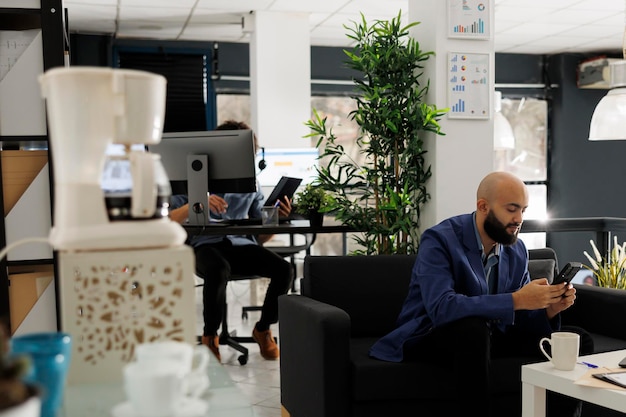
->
xmin=370 ymin=171 xmax=579 ymax=416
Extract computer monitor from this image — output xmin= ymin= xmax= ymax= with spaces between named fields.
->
xmin=148 ymin=130 xmax=257 ymax=225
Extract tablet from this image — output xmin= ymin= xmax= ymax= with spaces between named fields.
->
xmin=264 ymin=176 xmax=302 ymax=207
xmin=592 ymin=371 xmax=626 ymax=388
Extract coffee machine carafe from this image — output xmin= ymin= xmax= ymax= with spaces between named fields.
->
xmin=101 ymin=144 xmax=171 ymax=221
xmin=39 ymin=67 xmax=186 ymax=251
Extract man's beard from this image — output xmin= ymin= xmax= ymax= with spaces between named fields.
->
xmin=484 ymin=210 xmax=519 ymax=246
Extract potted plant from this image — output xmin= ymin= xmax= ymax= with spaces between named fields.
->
xmin=0 ymin=327 xmax=40 ymax=417
xmin=304 ymin=11 xmax=447 ymax=255
xmin=583 ymin=237 xmax=626 ymax=289
xmin=294 ymin=183 xmax=334 ymax=227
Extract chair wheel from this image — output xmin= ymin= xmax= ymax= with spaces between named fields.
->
xmin=238 ymin=355 xmax=248 ymax=365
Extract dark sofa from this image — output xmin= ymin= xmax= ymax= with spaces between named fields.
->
xmin=278 ymin=251 xmax=626 ymax=417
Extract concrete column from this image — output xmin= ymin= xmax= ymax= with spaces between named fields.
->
xmin=409 ymin=0 xmax=495 ymax=228
xmin=247 ymin=11 xmax=311 ymax=149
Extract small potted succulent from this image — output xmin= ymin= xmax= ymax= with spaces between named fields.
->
xmin=294 ymin=183 xmax=334 ymax=227
xmin=0 ymin=327 xmax=40 ymax=417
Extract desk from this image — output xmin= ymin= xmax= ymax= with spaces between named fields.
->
xmin=521 ymin=217 xmax=626 ymax=256
xmin=522 ymin=349 xmax=626 ymax=417
xmin=183 ymin=219 xmax=354 ymax=236
xmin=184 ymin=219 xmax=356 ymax=255
xmin=61 ymin=358 xmax=255 ymax=417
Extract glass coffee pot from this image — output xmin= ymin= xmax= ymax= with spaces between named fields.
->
xmin=101 ymin=145 xmax=172 ymax=221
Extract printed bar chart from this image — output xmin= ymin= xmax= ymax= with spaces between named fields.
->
xmin=448 ymin=0 xmax=490 ymax=39
xmin=448 ymin=52 xmax=489 ymax=119
xmin=452 ymin=18 xmax=485 ymax=34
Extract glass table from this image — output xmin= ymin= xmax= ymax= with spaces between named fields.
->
xmin=61 ymin=358 xmax=255 ymax=417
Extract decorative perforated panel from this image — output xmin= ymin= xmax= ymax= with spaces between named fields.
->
xmin=58 ymin=246 xmax=196 ymax=384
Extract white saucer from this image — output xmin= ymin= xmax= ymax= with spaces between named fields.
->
xmin=111 ymin=398 xmax=209 ymax=417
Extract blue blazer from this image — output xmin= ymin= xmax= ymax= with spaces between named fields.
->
xmin=369 ymin=213 xmax=557 ymax=362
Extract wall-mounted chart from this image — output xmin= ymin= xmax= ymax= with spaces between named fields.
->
xmin=448 ymin=52 xmax=489 ymax=119
xmin=448 ymin=0 xmax=490 ymax=40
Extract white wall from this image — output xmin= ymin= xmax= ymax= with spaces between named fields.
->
xmin=409 ymin=0 xmax=495 ymax=229
xmin=249 ymin=11 xmax=311 ymax=149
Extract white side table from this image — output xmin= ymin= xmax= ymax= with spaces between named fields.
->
xmin=522 ymin=349 xmax=626 ymax=417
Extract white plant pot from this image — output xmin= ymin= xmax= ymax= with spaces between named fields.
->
xmin=0 ymin=395 xmax=40 ymax=417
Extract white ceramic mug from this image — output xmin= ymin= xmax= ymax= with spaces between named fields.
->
xmin=124 ymin=362 xmax=184 ymax=417
xmin=135 ymin=341 xmax=210 ymax=397
xmin=539 ymin=332 xmax=580 ymax=371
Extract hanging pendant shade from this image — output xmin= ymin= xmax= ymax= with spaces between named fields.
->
xmin=589 ymin=60 xmax=626 ymax=141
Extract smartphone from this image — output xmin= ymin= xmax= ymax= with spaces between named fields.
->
xmin=552 ymin=262 xmax=583 ymax=285
xmin=619 ymin=357 xmax=626 ymax=368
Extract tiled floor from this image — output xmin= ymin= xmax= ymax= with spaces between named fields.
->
xmin=195 ymin=279 xmax=285 ymax=417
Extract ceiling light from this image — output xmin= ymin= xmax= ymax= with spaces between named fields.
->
xmin=588 ymin=60 xmax=626 ymax=140
xmin=494 ymin=91 xmax=515 ymax=150
xmin=589 ymin=0 xmax=626 ymax=141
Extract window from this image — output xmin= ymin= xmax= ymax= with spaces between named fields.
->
xmin=496 ymin=97 xmax=549 ymax=249
xmin=216 ymin=94 xmax=251 ymax=127
xmin=114 ymin=44 xmax=215 ymax=131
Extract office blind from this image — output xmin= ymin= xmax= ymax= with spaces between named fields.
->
xmin=118 ymin=51 xmax=207 ymax=132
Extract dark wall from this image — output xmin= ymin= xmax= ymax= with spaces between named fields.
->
xmin=547 ymin=53 xmax=626 ymax=265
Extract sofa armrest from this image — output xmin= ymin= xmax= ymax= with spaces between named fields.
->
xmin=562 ymin=284 xmax=626 ymax=340
xmin=278 ymin=294 xmax=351 ymax=417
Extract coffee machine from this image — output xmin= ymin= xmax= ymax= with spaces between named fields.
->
xmin=39 ymin=67 xmax=196 ymax=384
xmin=39 ymin=67 xmax=186 ymax=251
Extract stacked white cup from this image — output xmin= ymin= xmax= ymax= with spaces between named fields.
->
xmin=123 ymin=341 xmax=210 ymax=417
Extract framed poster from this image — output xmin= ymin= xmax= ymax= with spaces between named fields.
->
xmin=447 ymin=52 xmax=490 ymax=119
xmin=448 ymin=0 xmax=490 ymax=40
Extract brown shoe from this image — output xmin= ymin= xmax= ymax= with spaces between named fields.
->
xmin=201 ymin=335 xmax=221 ymax=362
xmin=252 ymin=326 xmax=279 ymax=360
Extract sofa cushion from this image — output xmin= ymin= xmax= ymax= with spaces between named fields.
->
xmin=350 ymin=338 xmax=537 ymax=403
xmin=528 ymin=259 xmax=556 ymax=283
xmin=350 ymin=338 xmax=449 ymax=402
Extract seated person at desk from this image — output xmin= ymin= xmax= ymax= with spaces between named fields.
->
xmin=169 ymin=120 xmax=293 ymax=362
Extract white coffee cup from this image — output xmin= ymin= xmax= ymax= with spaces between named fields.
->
xmin=135 ymin=341 xmax=210 ymax=397
xmin=124 ymin=362 xmax=184 ymax=417
xmin=539 ymin=332 xmax=580 ymax=371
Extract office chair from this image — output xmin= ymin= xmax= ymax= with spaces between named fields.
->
xmin=241 ymin=232 xmax=316 ymax=319
xmin=196 ymin=232 xmax=316 ymax=365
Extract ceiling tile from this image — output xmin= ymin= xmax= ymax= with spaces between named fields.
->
xmin=121 ymin=0 xmax=197 ymax=7
xmin=65 ymin=4 xmax=116 ymax=33
xmin=269 ymin=0 xmax=350 ymax=14
xmin=119 ymin=6 xmax=190 ymax=22
xmin=195 ymin=0 xmax=274 ymax=11
xmin=65 ymin=0 xmax=116 ymax=4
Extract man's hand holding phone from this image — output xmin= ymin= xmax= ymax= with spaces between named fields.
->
xmin=552 ymin=262 xmax=583 ymax=286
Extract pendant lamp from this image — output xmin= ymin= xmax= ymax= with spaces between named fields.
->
xmin=588 ymin=60 xmax=626 ymax=140
xmin=589 ymin=0 xmax=626 ymax=141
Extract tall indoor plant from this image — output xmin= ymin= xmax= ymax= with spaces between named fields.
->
xmin=305 ymin=11 xmax=447 ymax=255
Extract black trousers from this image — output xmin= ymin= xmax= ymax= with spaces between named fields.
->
xmin=193 ymin=239 xmax=293 ymax=336
xmin=404 ymin=317 xmax=593 ymax=417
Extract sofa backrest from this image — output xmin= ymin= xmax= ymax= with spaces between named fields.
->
xmin=302 ymin=255 xmax=416 ymax=337
xmin=528 ymin=247 xmax=558 ymax=283
xmin=301 ymin=248 xmax=556 ymax=338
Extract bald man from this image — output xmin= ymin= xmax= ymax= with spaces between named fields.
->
xmin=369 ymin=171 xmax=581 ymax=417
